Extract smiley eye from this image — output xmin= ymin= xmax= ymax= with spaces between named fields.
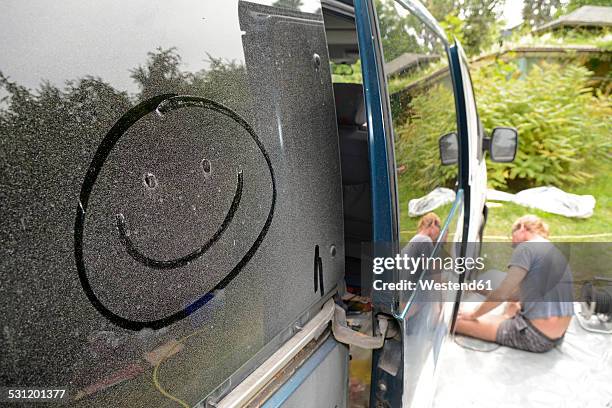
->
xmin=143 ymin=172 xmax=158 ymax=190
xmin=201 ymin=159 xmax=211 ymax=176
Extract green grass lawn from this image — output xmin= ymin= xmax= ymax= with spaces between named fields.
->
xmin=397 ymin=161 xmax=612 ymax=244
xmin=397 ymin=172 xmax=455 ymax=245
xmin=483 ymin=162 xmax=612 ymax=282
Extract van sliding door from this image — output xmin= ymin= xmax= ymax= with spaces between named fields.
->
xmin=0 ymin=1 xmax=344 ymax=406
xmin=354 ymin=0 xmax=466 ymax=406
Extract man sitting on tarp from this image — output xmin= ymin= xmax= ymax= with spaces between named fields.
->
xmin=455 ymin=215 xmax=574 ymax=353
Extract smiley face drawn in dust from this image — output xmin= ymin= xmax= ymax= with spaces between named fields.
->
xmin=74 ymin=95 xmax=276 ymax=331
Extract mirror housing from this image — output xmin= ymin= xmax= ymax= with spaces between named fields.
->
xmin=485 ymin=127 xmax=518 ymax=162
xmin=439 ymin=132 xmax=458 ymax=165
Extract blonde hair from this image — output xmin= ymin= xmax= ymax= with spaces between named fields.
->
xmin=512 ymin=214 xmax=549 ymax=238
xmin=418 ymin=212 xmax=441 ymax=231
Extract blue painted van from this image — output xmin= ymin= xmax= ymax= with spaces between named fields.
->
xmin=0 ymin=0 xmax=515 ymax=406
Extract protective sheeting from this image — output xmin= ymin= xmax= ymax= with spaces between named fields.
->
xmin=408 ymin=188 xmax=456 ymax=217
xmin=487 ymin=186 xmax=596 ymax=218
xmin=411 ymin=186 xmax=596 ymax=219
xmin=486 ymin=188 xmax=516 ymax=202
xmin=433 ymin=302 xmax=612 ymax=408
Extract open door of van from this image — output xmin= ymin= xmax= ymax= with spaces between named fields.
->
xmin=1 ymin=1 xmax=348 ymax=406
xmin=351 ymin=0 xmax=486 ymax=406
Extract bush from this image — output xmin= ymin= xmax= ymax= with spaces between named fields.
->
xmin=473 ymin=60 xmax=611 ymax=190
xmin=394 ymin=83 xmax=458 ymax=193
xmin=393 ymin=60 xmax=611 ymax=194
xmin=331 ymin=60 xmax=362 ymax=84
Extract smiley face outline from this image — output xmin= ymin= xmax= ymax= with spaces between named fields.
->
xmin=74 ymin=94 xmax=277 ymax=331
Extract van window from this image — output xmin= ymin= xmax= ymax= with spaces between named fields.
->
xmin=0 ymin=1 xmax=343 ymax=406
xmin=374 ymin=0 xmax=459 ymax=245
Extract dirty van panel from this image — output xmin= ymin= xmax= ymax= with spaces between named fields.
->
xmin=0 ymin=0 xmax=342 ymax=406
xmin=239 ymin=1 xmax=345 ymax=339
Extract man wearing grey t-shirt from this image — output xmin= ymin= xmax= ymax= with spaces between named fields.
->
xmin=455 ymin=215 xmax=573 ymax=353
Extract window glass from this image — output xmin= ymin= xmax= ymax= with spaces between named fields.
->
xmin=458 ymin=46 xmax=483 ymax=163
xmin=0 ymin=1 xmax=343 ymax=406
xmin=373 ymin=4 xmax=463 ymax=404
xmin=374 ymin=0 xmax=459 ymax=249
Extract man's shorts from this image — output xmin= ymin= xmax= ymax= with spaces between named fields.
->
xmin=495 ymin=313 xmax=563 ymax=353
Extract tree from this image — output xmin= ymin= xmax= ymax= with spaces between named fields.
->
xmin=448 ymin=0 xmax=504 ymax=55
xmin=374 ymin=0 xmax=505 ymax=58
xmin=565 ymin=0 xmax=612 ymax=13
xmin=375 ymin=0 xmax=427 ymax=61
xmin=522 ymin=0 xmax=562 ymax=28
xmin=129 ymin=47 xmax=190 ymax=99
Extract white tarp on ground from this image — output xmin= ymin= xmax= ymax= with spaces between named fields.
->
xmin=408 ymin=186 xmax=596 ymax=218
xmin=433 ymin=301 xmax=612 ymax=408
xmin=488 ymin=186 xmax=596 ymax=218
xmin=408 ymin=188 xmax=456 ymax=217
xmin=486 ymin=188 xmax=516 ymax=202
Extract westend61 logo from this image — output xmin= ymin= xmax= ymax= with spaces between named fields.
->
xmin=372 ymin=254 xmax=491 ymax=292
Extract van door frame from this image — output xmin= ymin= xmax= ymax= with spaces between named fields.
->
xmin=353 ymin=0 xmax=477 ymax=405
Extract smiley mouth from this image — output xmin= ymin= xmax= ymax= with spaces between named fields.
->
xmin=116 ymin=170 xmax=243 ymax=270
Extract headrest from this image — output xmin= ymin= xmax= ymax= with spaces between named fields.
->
xmin=333 ymin=83 xmax=366 ymax=127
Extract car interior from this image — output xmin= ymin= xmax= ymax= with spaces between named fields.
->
xmin=322 ymin=1 xmax=373 ymax=295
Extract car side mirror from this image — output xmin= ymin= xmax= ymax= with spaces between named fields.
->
xmin=486 ymin=127 xmax=518 ymax=162
xmin=439 ymin=132 xmax=458 ymax=165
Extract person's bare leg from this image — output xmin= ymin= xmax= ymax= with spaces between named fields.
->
xmin=455 ymin=315 xmax=508 ymax=342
